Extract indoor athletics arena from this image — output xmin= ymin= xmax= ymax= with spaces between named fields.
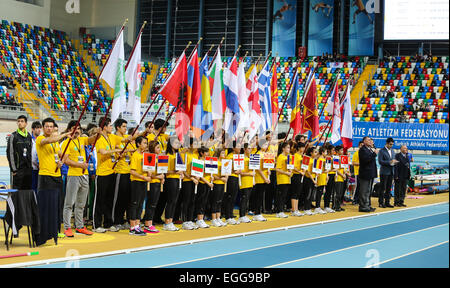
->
xmin=0 ymin=0 xmax=448 ymax=276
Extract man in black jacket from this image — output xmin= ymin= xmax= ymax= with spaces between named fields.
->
xmin=377 ymin=138 xmax=398 ymax=208
xmin=6 ymin=115 xmax=33 ymax=190
xmin=394 ymin=145 xmax=411 ymax=207
xmin=358 ymin=137 xmax=377 ymax=213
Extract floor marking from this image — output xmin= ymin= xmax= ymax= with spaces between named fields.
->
xmin=266 ymin=223 xmax=449 ymax=268
xmin=365 ymin=240 xmax=449 ymax=268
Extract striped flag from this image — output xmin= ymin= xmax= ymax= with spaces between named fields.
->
xmin=312 ymin=158 xmax=323 ymax=174
xmin=175 ymin=153 xmax=186 ymax=171
xmin=157 ymin=155 xmax=169 ymax=174
xmin=187 ymin=47 xmax=201 ymax=124
xmin=270 ymin=62 xmax=278 ymax=130
xmin=125 ymin=31 xmax=142 ymax=123
xmin=193 ymin=56 xmax=213 ymax=139
xmin=258 ymin=60 xmax=272 ymax=133
xmin=325 ymin=156 xmax=332 ymax=171
xmin=205 ymin=156 xmax=219 ymax=174
xmin=247 ymin=64 xmax=261 ymax=140
xmin=249 ymin=154 xmax=261 ymax=170
xmin=341 ymin=84 xmax=353 ymax=149
xmin=287 ymin=154 xmax=295 ymax=170
xmin=209 ymin=47 xmax=226 ymax=121
xmin=191 ymin=158 xmax=205 ymax=177
xmin=223 ymin=56 xmax=240 ymax=137
xmin=333 ymin=156 xmax=340 ymax=169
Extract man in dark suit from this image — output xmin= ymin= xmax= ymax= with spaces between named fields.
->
xmin=358 ymin=137 xmax=377 ymax=213
xmin=377 ymin=138 xmax=399 ymax=208
xmin=394 ymin=145 xmax=411 ymax=207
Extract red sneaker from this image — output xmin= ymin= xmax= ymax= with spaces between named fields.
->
xmin=64 ymin=228 xmax=74 ymax=237
xmin=76 ymin=227 xmax=94 ymax=236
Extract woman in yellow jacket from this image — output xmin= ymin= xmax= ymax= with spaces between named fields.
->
xmin=128 ymin=136 xmax=150 ymax=236
xmin=210 ymin=148 xmax=228 ymax=227
xmin=274 ymin=142 xmax=292 ymax=218
xmin=194 ymin=146 xmax=213 ymax=228
xmin=142 ymin=140 xmax=165 ymax=233
xmin=290 ymin=142 xmax=306 ymax=216
xmin=314 ymin=147 xmax=328 ymax=214
xmin=223 ymin=141 xmax=242 ymax=225
xmin=303 ymin=146 xmax=319 ymax=216
xmin=180 ymin=137 xmax=199 ymax=230
xmin=238 ymin=144 xmax=255 ymax=223
xmin=253 ymin=141 xmax=270 ymax=222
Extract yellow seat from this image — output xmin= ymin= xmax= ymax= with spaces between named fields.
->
xmin=419 ymin=118 xmax=425 ymax=123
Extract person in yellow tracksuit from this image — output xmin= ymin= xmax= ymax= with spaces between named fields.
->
xmin=253 ymin=141 xmax=270 ymax=222
xmin=334 ymin=145 xmax=351 ymax=212
xmin=195 ymin=146 xmax=212 ymax=228
xmin=210 ymin=148 xmax=228 ymax=227
xmin=223 ymin=142 xmax=242 ymax=225
xmin=314 ymin=147 xmax=328 ymax=214
xmin=274 ymin=142 xmax=292 ymax=218
xmin=238 ymin=144 xmax=254 ymax=223
xmin=180 ymin=138 xmax=199 ymax=230
xmin=291 ymin=142 xmax=306 ymax=216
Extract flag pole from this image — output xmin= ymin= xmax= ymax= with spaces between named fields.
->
xmin=208 ymin=37 xmax=225 ymax=70
xmin=112 ymin=41 xmax=194 ymax=169
xmin=57 ymin=18 xmax=128 ymax=172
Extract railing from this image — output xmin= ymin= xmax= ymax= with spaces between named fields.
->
xmin=0 ymin=104 xmax=27 ymax=120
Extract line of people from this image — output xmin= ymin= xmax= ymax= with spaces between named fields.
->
xmin=6 ymin=115 xmax=411 ymax=244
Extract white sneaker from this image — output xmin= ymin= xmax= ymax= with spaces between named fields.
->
xmin=108 ymin=225 xmax=119 ymax=232
xmin=324 ymin=207 xmax=335 ymax=213
xmin=189 ymin=221 xmax=199 ymax=229
xmin=253 ymin=214 xmax=267 ymax=222
xmin=304 ymin=210 xmax=315 ymax=216
xmin=226 ymin=218 xmax=238 ymax=225
xmin=239 ymin=216 xmax=252 ymax=223
xmin=210 ymin=219 xmax=221 ymax=227
xmin=93 ymin=227 xmax=107 ymax=233
xmin=315 ymin=207 xmax=327 ymax=214
xmin=219 ymin=218 xmax=227 ymax=226
xmin=196 ymin=220 xmax=210 ymax=228
xmin=182 ymin=222 xmax=194 ymax=230
xmin=163 ymin=223 xmax=179 ymax=231
xmin=276 ymin=212 xmax=288 ymax=218
xmin=291 ymin=210 xmax=303 ymax=217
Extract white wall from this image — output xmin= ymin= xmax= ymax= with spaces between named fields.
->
xmin=0 ymin=0 xmax=51 ymax=28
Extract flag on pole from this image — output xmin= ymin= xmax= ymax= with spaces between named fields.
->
xmin=258 ymin=60 xmax=272 ymax=133
xmin=125 ymin=32 xmax=142 ymax=123
xmin=101 ymin=29 xmax=126 ymax=123
xmin=193 ymin=56 xmax=213 ymax=139
xmin=341 ymin=84 xmax=353 ymax=149
xmin=158 ymin=51 xmax=188 ymax=141
xmin=287 ymin=72 xmax=302 ymax=136
xmin=330 ymin=83 xmax=342 ymax=144
xmin=223 ymin=56 xmax=240 ymax=137
xmin=325 ymin=78 xmax=339 ymax=116
xmin=270 ymin=63 xmax=278 ymax=130
xmin=301 ymin=71 xmax=319 ymax=140
xmin=236 ymin=60 xmax=249 ymax=133
xmin=209 ymin=47 xmax=226 ymax=121
xmin=187 ymin=47 xmax=201 ymax=124
xmin=247 ymin=64 xmax=261 ymax=140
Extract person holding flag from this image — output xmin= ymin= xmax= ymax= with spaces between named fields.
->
xmin=223 ymin=53 xmax=240 ymax=139
xmin=274 ymin=142 xmax=292 ymax=218
xmin=258 ymin=58 xmax=272 ymax=134
xmin=211 ymin=148 xmax=228 ymax=227
xmin=238 ymin=143 xmax=254 ymax=224
xmin=334 ymin=145 xmax=351 ymax=212
xmin=209 ymin=45 xmax=226 ymax=126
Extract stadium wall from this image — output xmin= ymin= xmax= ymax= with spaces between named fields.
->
xmin=0 ymin=0 xmax=51 ymax=28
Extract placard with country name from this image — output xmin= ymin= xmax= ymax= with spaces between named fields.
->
xmin=143 ymin=153 xmax=156 ymax=172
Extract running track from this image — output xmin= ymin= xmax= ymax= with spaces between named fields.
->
xmin=11 ymin=203 xmax=450 ymax=268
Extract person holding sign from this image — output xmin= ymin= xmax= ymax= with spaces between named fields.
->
xmin=181 ymin=138 xmax=199 ymax=230
xmin=162 ymin=136 xmax=184 ymax=231
xmin=253 ymin=141 xmax=270 ymax=222
xmin=274 ymin=142 xmax=292 ymax=218
xmin=128 ymin=136 xmax=150 ymax=236
xmin=61 ymin=120 xmax=98 ymax=237
xmin=334 ymin=146 xmax=351 ymax=212
xmin=303 ymin=147 xmax=319 ymax=216
xmin=223 ymin=142 xmax=242 ymax=225
xmin=194 ymin=147 xmax=211 ymax=229
xmin=211 ymin=148 xmax=228 ymax=227
xmin=324 ymin=144 xmax=337 ymax=213
xmin=314 ymin=147 xmax=328 ymax=214
xmin=142 ymin=141 xmax=164 ymax=234
xmin=290 ymin=142 xmax=305 ymax=217
xmin=238 ymin=144 xmax=255 ymax=224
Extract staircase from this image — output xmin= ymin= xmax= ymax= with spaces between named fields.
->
xmin=350 ymin=64 xmax=377 ymax=111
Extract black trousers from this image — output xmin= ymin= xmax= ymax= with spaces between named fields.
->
xmin=324 ymin=174 xmax=335 ymax=208
xmin=239 ymin=188 xmax=252 ymax=217
xmin=94 ymin=174 xmax=116 ymax=229
xmin=113 ymin=173 xmax=131 ymax=225
xmin=315 ymin=186 xmax=325 ymax=208
xmin=264 ymin=172 xmax=277 ymax=212
xmin=394 ymin=179 xmax=408 ymax=205
xmin=353 ymin=175 xmax=361 ymax=203
xmin=379 ymin=174 xmax=393 ymax=205
xmin=253 ymin=184 xmax=266 ymax=215
xmin=194 ymin=183 xmax=209 ymax=216
xmin=12 ymin=167 xmax=32 ymax=190
xmin=223 ymin=176 xmax=239 ymax=219
xmin=302 ymin=177 xmax=315 ymax=211
xmin=143 ymin=182 xmax=161 ymax=221
xmin=164 ymin=178 xmax=180 ymax=220
xmin=128 ymin=181 xmax=146 ymax=221
xmin=210 ymin=183 xmax=225 ymax=214
xmin=290 ymin=174 xmax=302 ymax=200
xmin=275 ymin=184 xmax=289 ymax=213
xmin=181 ymin=181 xmax=196 ymax=222
xmin=334 ymin=182 xmax=345 ymax=210
xmin=36 ymin=175 xmax=62 ymax=246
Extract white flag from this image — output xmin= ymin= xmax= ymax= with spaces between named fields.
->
xmin=209 ymin=48 xmax=225 ymax=121
xmin=101 ymin=29 xmax=126 ymax=123
xmin=236 ymin=61 xmax=249 ymax=133
xmin=125 ymin=33 xmax=142 ymax=123
xmin=341 ymin=85 xmax=353 ymax=148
